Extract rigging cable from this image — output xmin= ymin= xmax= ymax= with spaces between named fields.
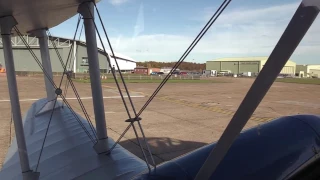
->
xmin=35 ymin=96 xmax=58 ymax=171
xmin=47 ymin=18 xmax=99 ymax=141
xmin=64 ymin=73 xmax=98 ymax=141
xmin=48 ymin=15 xmax=81 ymax=88
xmin=99 ymin=0 xmax=230 ymax=166
xmin=87 ymin=3 xmax=155 ymax=171
xmin=136 ymin=0 xmax=231 ymax=118
xmin=92 ymin=0 xmax=230 ymax=167
xmin=47 ymin=17 xmax=97 ymax=137
xmin=68 ymin=22 xmax=83 ymax=71
xmin=93 ymin=2 xmax=138 ymax=122
xmin=47 ymin=29 xmax=98 ymax=142
xmin=9 ymin=112 xmax=12 ymax=146
xmin=94 ymin=0 xmax=172 ymax=167
xmin=34 ymin=18 xmax=93 ymax=168
xmin=14 ymin=24 xmax=97 ymax=144
xmin=14 ymin=25 xmax=97 ymax=172
xmin=13 ymin=27 xmax=57 ymax=89
xmin=59 ymin=93 xmax=97 ymax=142
xmin=63 ymin=22 xmax=84 ymax=101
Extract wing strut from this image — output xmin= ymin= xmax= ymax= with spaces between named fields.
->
xmin=0 ymin=16 xmax=40 ymax=180
xmin=195 ymin=1 xmax=320 ymax=179
xmin=78 ymin=2 xmax=109 ymax=153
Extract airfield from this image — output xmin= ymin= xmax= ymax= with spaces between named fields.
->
xmin=0 ymin=76 xmax=320 ymax=167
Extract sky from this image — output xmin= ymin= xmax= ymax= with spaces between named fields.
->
xmin=50 ymin=0 xmax=320 ymax=64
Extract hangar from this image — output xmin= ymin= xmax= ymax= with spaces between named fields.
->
xmin=0 ymin=35 xmax=136 ymax=73
xmin=206 ymin=57 xmax=296 ymax=76
xmin=296 ymin=64 xmax=320 ymax=78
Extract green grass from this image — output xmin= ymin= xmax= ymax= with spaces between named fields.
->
xmin=275 ymin=78 xmax=320 ymax=85
xmin=73 ymin=78 xmax=228 ymax=84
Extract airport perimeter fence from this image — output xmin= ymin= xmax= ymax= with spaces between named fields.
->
xmin=83 ymin=73 xmax=202 ymax=80
xmin=14 ymin=71 xmax=202 ymax=80
xmin=15 ymin=71 xmax=65 ymax=77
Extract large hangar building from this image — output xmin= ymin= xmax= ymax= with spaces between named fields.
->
xmin=0 ymin=35 xmax=136 ymax=73
xmin=296 ymin=64 xmax=320 ymax=78
xmin=206 ymin=57 xmax=296 ymax=75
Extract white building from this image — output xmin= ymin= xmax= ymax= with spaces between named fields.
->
xmin=0 ymin=34 xmax=136 ymax=73
xmin=296 ymin=64 xmax=320 ymax=78
xmin=97 ymin=48 xmax=136 ymax=73
xmin=160 ymin=67 xmax=180 ymax=74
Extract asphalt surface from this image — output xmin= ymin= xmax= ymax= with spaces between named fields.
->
xmin=0 ymin=76 xmax=319 ymax=167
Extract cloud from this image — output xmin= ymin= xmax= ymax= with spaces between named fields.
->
xmin=132 ymin=3 xmax=144 ymax=38
xmin=204 ymin=2 xmax=299 ymax=25
xmin=101 ymin=1 xmax=320 ymax=63
xmin=109 ymin=0 xmax=130 ymax=6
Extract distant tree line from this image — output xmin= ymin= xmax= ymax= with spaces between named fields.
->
xmin=136 ymin=61 xmax=206 ymax=72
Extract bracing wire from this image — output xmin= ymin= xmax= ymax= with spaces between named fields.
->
xmin=93 ymin=3 xmax=137 ymax=117
xmin=48 ymin=15 xmax=81 ymax=88
xmin=14 ymin=27 xmax=57 ymax=89
xmin=93 ymin=0 xmax=230 ymax=167
xmin=92 ymin=1 xmax=157 ymax=167
xmin=86 ymin=3 xmax=154 ymax=170
xmin=9 ymin=112 xmax=12 ymax=145
xmin=65 ymin=75 xmax=98 ymax=140
xmin=84 ymin=4 xmax=133 ymax=120
xmin=12 ymin=0 xmax=230 ymax=173
xmin=35 ymin=95 xmax=99 ymax=171
xmin=47 ymin=16 xmax=98 ymax=141
xmin=47 ymin=33 xmax=98 ymax=141
xmin=94 ymin=0 xmax=230 ymax=166
xmin=68 ymin=22 xmax=83 ymax=71
xmin=14 ymin=24 xmax=97 ymax=145
xmin=56 ymin=18 xmax=98 ymax=140
xmin=62 ymin=75 xmax=70 ymax=105
xmin=63 ymin=22 xmax=84 ymax=100
xmin=60 ymin=93 xmax=97 ymax=143
xmin=136 ymin=0 xmax=231 ymax=118
xmin=85 ymin=7 xmax=133 ymax=121
xmin=35 ymin=96 xmax=58 ymax=171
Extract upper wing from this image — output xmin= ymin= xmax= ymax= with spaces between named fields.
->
xmin=0 ymin=0 xmax=100 ymax=35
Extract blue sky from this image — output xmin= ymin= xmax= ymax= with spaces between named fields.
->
xmin=51 ymin=0 xmax=320 ymax=64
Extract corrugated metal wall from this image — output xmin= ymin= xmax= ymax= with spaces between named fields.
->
xmin=0 ymin=47 xmax=66 ymax=72
xmin=296 ymin=65 xmax=307 ymax=74
xmin=221 ymin=62 xmax=239 ymax=74
xmin=76 ymin=45 xmax=89 ymax=73
xmin=206 ymin=61 xmax=221 ymax=71
xmin=206 ymin=61 xmax=260 ymax=74
xmin=76 ymin=44 xmax=109 ymax=73
xmin=207 ymin=60 xmax=296 ymax=75
xmin=0 ymin=43 xmax=110 ymax=73
xmin=239 ymin=61 xmax=259 ymax=73
xmin=280 ymin=66 xmax=294 ymax=74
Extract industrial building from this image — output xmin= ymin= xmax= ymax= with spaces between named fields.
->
xmin=134 ymin=66 xmax=160 ymax=75
xmin=160 ymin=67 xmax=180 ymax=74
xmin=206 ymin=57 xmax=296 ymax=75
xmin=296 ymin=64 xmax=320 ymax=78
xmin=0 ymin=35 xmax=136 ymax=73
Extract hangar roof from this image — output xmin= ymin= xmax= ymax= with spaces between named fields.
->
xmin=207 ymin=56 xmax=296 ymax=66
xmin=208 ymin=56 xmax=294 ymax=62
xmin=54 ymin=35 xmax=136 ymax=63
xmin=297 ymin=64 xmax=320 ymax=67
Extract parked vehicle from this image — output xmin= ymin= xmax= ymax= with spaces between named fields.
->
xmin=172 ymin=71 xmax=180 ymax=75
xmin=202 ymin=70 xmax=217 ymax=77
